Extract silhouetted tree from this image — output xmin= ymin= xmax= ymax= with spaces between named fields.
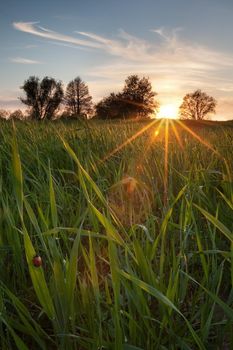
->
xmin=95 ymin=93 xmax=125 ymax=119
xmin=64 ymin=77 xmax=93 ymax=118
xmin=179 ymin=90 xmax=217 ymax=120
xmin=95 ymin=75 xmax=159 ymax=119
xmin=122 ymin=75 xmax=159 ymax=118
xmin=9 ymin=109 xmax=24 ymax=120
xmin=20 ymin=76 xmax=64 ymax=120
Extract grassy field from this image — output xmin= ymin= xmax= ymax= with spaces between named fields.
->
xmin=0 ymin=118 xmax=232 ymax=349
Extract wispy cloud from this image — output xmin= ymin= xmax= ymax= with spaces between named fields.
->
xmin=13 ymin=21 xmax=233 ymax=67
xmin=13 ymin=22 xmax=103 ymax=50
xmin=10 ymin=57 xmax=42 ymax=64
xmin=12 ymin=22 xmax=233 ymax=119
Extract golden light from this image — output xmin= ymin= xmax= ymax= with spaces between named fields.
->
xmin=97 ymin=112 xmax=225 ymax=207
xmin=158 ymin=104 xmax=178 ymax=119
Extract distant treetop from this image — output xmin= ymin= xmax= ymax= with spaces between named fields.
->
xmin=179 ymin=90 xmax=217 ymax=120
xmin=20 ymin=76 xmax=64 ymax=120
xmin=17 ymin=75 xmax=219 ymax=122
xmin=95 ymin=75 xmax=159 ymax=119
xmin=64 ymin=76 xmax=93 ymax=119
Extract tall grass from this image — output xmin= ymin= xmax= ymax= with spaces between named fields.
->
xmin=0 ymin=119 xmax=232 ymax=349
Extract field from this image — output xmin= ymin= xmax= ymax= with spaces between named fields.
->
xmin=0 ymin=118 xmax=232 ymax=349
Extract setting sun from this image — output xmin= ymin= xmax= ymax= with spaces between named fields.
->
xmin=1 ymin=0 xmax=232 ymax=348
xmin=158 ymin=104 xmax=178 ymax=119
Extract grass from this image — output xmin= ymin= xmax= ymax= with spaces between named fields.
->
xmin=0 ymin=118 xmax=232 ymax=349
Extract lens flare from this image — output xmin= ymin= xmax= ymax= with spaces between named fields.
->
xmin=158 ymin=104 xmax=178 ymax=119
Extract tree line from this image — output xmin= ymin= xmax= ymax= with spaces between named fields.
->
xmin=0 ymin=74 xmax=217 ymax=121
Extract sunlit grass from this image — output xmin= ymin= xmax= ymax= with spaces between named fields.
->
xmin=0 ymin=118 xmax=232 ymax=349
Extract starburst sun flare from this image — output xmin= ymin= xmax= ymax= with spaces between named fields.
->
xmin=157 ymin=104 xmax=179 ymax=119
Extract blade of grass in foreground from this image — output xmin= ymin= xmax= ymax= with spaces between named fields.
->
xmin=180 ymin=270 xmax=233 ymax=321
xmin=65 ymin=229 xmax=80 ymax=322
xmin=0 ymin=282 xmax=49 ymax=349
xmin=216 ymin=189 xmax=233 ymax=211
xmin=23 ymin=225 xmax=55 ymax=320
xmin=120 ymin=270 xmax=205 ymax=350
xmin=0 ymin=317 xmax=30 ymax=350
xmin=88 ymin=200 xmax=125 ymax=246
xmin=11 ymin=127 xmax=55 ymax=320
xmin=109 ymin=241 xmax=123 ymax=350
xmin=11 ymin=129 xmax=23 ymax=219
xmin=62 ymin=138 xmax=107 ymax=206
xmin=62 ymin=138 xmax=129 ymax=248
xmin=49 ymin=167 xmax=58 ymax=228
xmin=194 ymin=204 xmax=233 ymax=242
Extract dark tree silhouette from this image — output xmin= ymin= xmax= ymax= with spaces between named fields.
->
xmin=20 ymin=76 xmax=63 ymax=120
xmin=95 ymin=75 xmax=159 ymax=119
xmin=179 ymin=90 xmax=217 ymax=120
xmin=122 ymin=75 xmax=159 ymax=118
xmin=64 ymin=77 xmax=93 ymax=118
xmin=95 ymin=93 xmax=125 ymax=119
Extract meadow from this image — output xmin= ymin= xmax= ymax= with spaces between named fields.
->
xmin=0 ymin=118 xmax=232 ymax=349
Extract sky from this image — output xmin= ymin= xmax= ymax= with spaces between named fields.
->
xmin=1 ymin=0 xmax=233 ymax=119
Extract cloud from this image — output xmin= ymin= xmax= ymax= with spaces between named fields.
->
xmin=13 ymin=22 xmax=152 ymax=59
xmin=11 ymin=22 xmax=233 ymax=119
xmin=13 ymin=22 xmax=233 ymax=67
xmin=10 ymin=57 xmax=42 ymax=64
xmin=13 ymin=22 xmax=103 ymax=49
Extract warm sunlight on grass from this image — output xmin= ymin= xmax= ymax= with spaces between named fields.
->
xmin=158 ymin=104 xmax=178 ymax=119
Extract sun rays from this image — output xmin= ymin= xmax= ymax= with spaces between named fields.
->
xmin=100 ymin=119 xmax=159 ymax=163
xmin=164 ymin=119 xmax=169 ymax=204
xmin=158 ymin=104 xmax=179 ymax=119
xmin=99 ymin=117 xmax=225 ymax=205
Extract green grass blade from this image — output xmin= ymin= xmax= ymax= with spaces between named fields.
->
xmin=23 ymin=226 xmax=55 ymax=319
xmin=120 ymin=270 xmax=205 ymax=350
xmin=194 ymin=204 xmax=233 ymax=242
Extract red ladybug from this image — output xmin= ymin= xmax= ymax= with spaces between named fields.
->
xmin=32 ymin=255 xmax=42 ymax=267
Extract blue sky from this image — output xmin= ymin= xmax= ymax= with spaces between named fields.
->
xmin=1 ymin=0 xmax=233 ymax=119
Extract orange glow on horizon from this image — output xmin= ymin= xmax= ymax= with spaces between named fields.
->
xmin=157 ymin=104 xmax=179 ymax=119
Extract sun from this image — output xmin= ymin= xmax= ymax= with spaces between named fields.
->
xmin=158 ymin=104 xmax=178 ymax=119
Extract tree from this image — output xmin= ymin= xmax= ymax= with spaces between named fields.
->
xmin=179 ymin=90 xmax=217 ymax=120
xmin=95 ymin=93 xmax=125 ymax=119
xmin=20 ymin=76 xmax=64 ymax=120
xmin=64 ymin=77 xmax=93 ymax=118
xmin=9 ymin=109 xmax=24 ymax=120
xmin=122 ymin=75 xmax=159 ymax=118
xmin=95 ymin=75 xmax=159 ymax=119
